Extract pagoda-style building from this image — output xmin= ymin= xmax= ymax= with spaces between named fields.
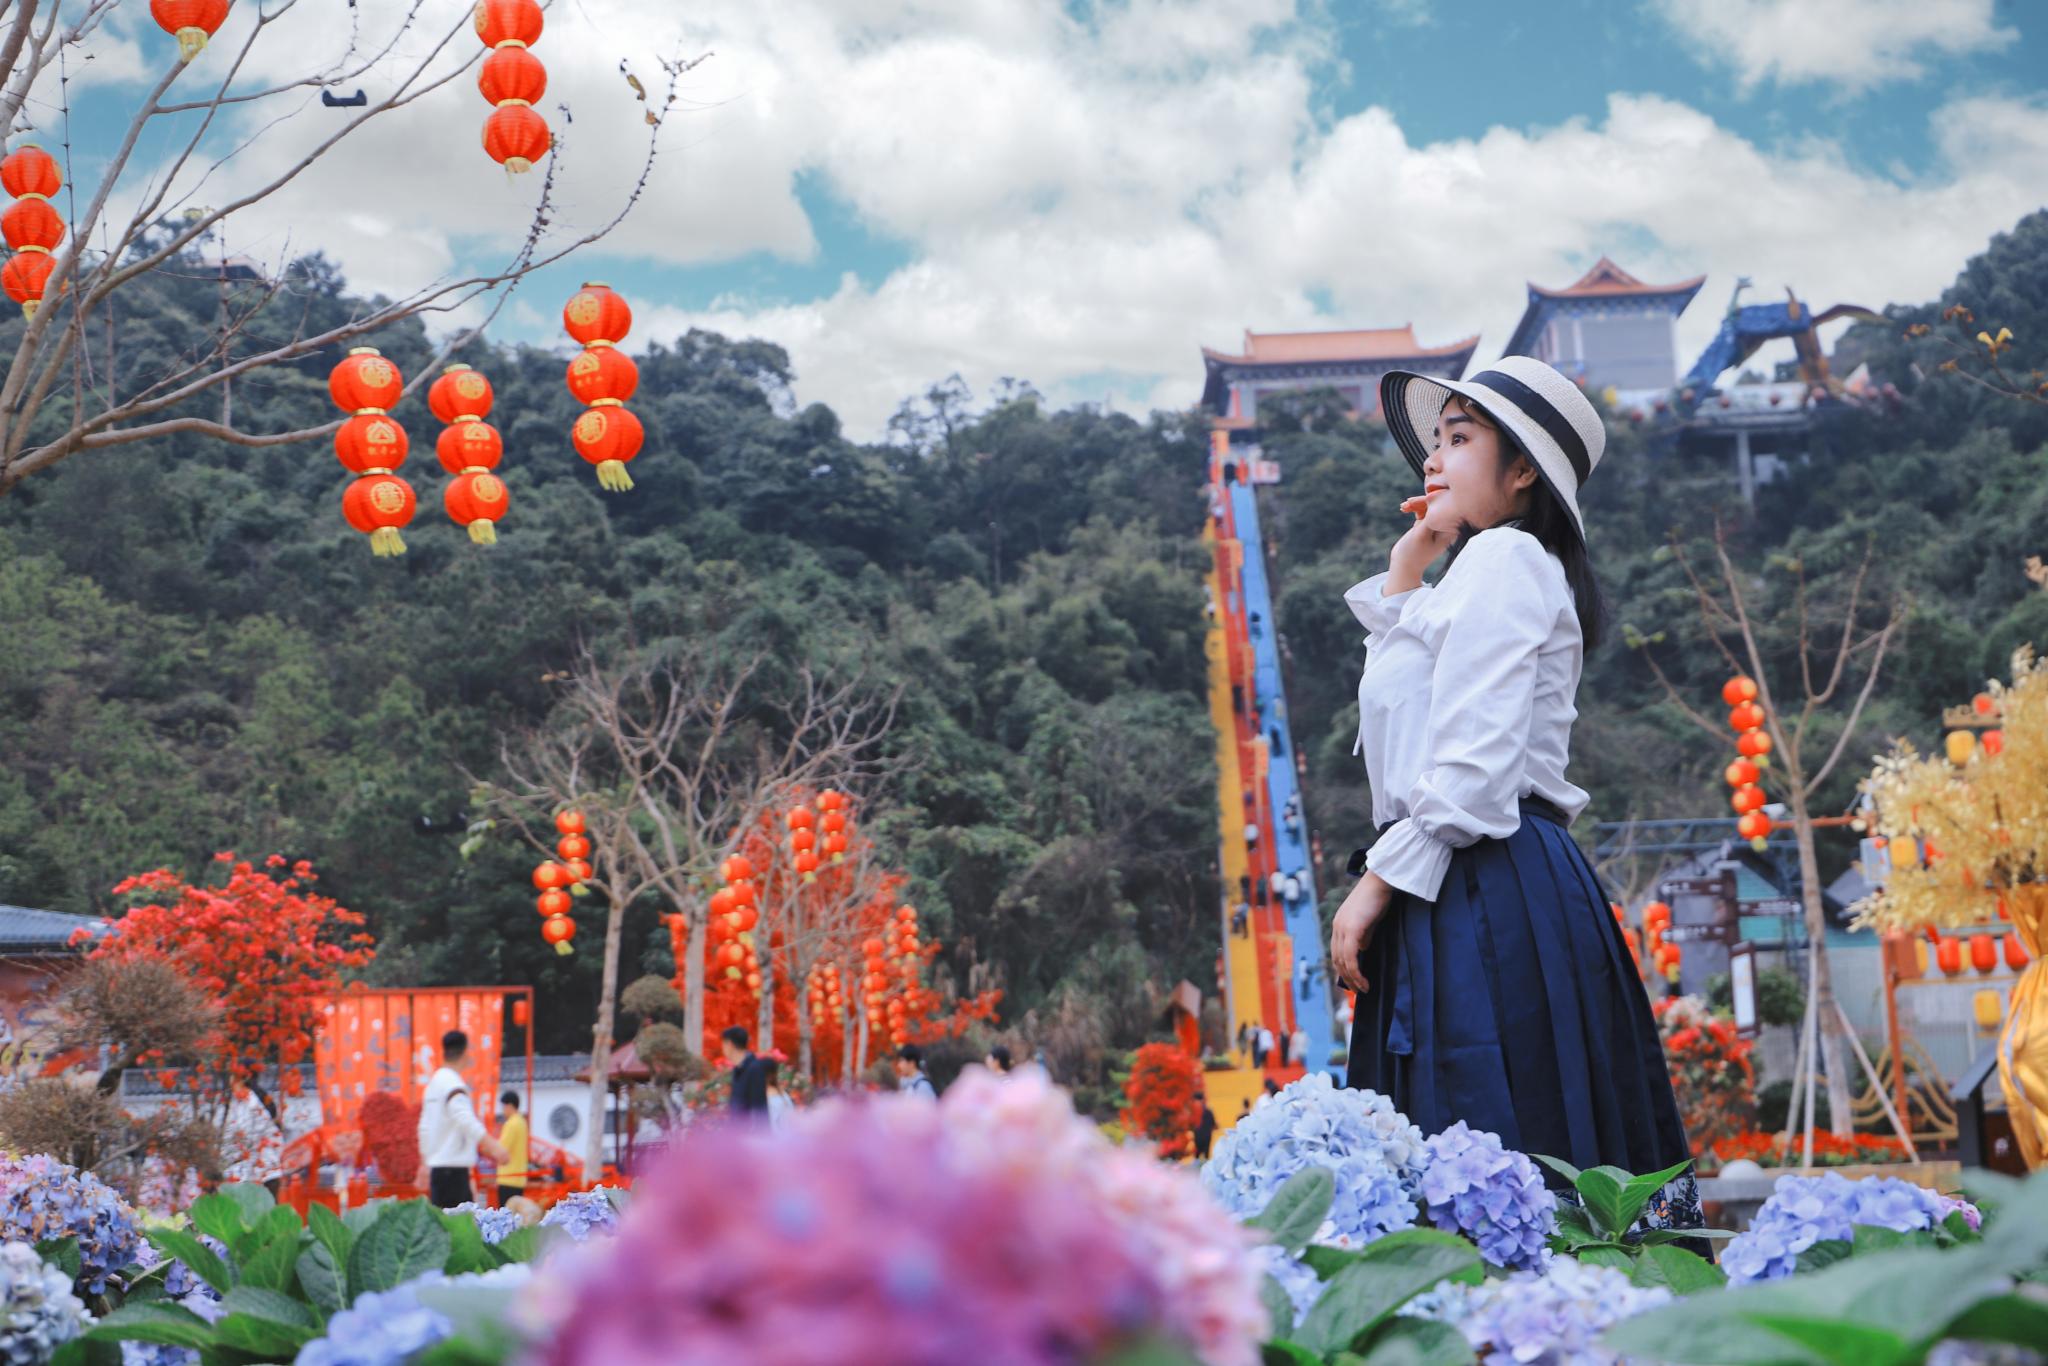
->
xmin=1503 ymin=257 xmax=1705 ymax=397
xmin=1199 ymin=325 xmax=1478 ymax=429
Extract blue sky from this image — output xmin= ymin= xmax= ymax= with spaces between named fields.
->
xmin=21 ymin=0 xmax=2048 ymax=437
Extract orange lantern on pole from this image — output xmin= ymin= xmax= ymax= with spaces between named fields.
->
xmin=150 ymin=0 xmax=231 ymax=62
xmin=340 ymin=473 xmax=416 ymax=557
xmin=478 ymin=44 xmax=547 ymax=107
xmin=1737 ymin=810 xmax=1773 ymax=845
xmin=1730 ymin=785 xmax=1767 ymax=815
xmin=436 ymin=417 xmax=504 ymax=475
xmin=443 ymin=470 xmax=509 ymax=545
xmin=571 ymin=403 xmax=643 ymax=492
xmin=482 ymin=103 xmax=551 ymax=175
xmin=333 ymin=414 xmax=409 ymax=475
xmin=1737 ymin=730 xmax=1774 ymax=760
xmin=1721 ymin=676 xmax=1758 ymax=706
xmin=537 ymin=888 xmax=571 ymax=919
xmin=541 ymin=913 xmax=576 ymax=954
xmin=1728 ymin=701 xmax=1764 ymax=733
xmin=3 ymin=249 xmax=54 ymax=319
xmin=1724 ymin=759 xmax=1760 ymax=788
xmin=2 ymin=197 xmax=63 ymax=253
xmin=428 ymin=363 xmax=494 ymax=423
xmin=532 ymin=862 xmax=568 ymax=890
xmin=563 ymin=283 xmax=632 ymax=347
xmin=0 ymin=145 xmax=61 ymax=200
xmin=556 ymin=810 xmax=586 ymax=835
xmin=565 ymin=346 xmax=639 ymax=405
xmin=329 ymin=347 xmax=404 ymax=412
xmin=557 ymin=833 xmax=591 ymax=861
xmin=474 ymin=0 xmax=544 ymax=48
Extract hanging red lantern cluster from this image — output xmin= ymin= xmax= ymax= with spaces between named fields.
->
xmin=805 ymin=960 xmax=845 ymax=1035
xmin=329 ymin=348 xmax=414 ymax=556
xmin=562 ymin=283 xmax=642 ymax=492
xmin=1640 ymin=900 xmax=1680 ymax=983
xmin=151 ymin=0 xmax=231 ymax=62
xmin=475 ymin=0 xmax=551 ymax=174
xmin=1 ymin=144 xmax=61 ymax=320
xmin=858 ymin=902 xmax=929 ymax=1050
xmin=1721 ymin=675 xmax=1775 ymax=850
xmin=708 ymin=854 xmax=763 ymax=995
xmin=428 ymin=363 xmax=509 ymax=544
xmin=533 ymin=810 xmax=590 ymax=955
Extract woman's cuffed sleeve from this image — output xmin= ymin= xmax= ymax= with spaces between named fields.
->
xmin=1344 ymin=573 xmax=1423 ymax=646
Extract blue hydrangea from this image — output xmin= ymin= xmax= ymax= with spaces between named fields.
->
xmin=296 ymin=1264 xmax=530 ymax=1366
xmin=1255 ymin=1246 xmax=1323 ymax=1333
xmin=539 ymin=1189 xmax=622 ymax=1243
xmin=1924 ymin=1344 xmax=2045 ymax=1366
xmin=448 ymin=1203 xmax=521 ymax=1246
xmin=1411 ymin=1255 xmax=1672 ymax=1365
xmin=0 ymin=1239 xmax=87 ymax=1364
xmin=1721 ymin=1172 xmax=1955 ymax=1285
xmin=1201 ymin=1075 xmax=1426 ymax=1248
xmin=1418 ymin=1121 xmax=1557 ymax=1270
xmin=118 ymin=1241 xmax=226 ymax=1366
xmin=0 ymin=1155 xmax=144 ymax=1296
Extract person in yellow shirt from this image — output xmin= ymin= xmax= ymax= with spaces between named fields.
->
xmin=494 ymin=1091 xmax=529 ymax=1206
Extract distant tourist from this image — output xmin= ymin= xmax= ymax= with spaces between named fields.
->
xmin=417 ymin=1029 xmax=509 ymax=1209
xmin=722 ymin=1026 xmax=770 ymax=1116
xmin=494 ymin=1091 xmax=529 ymax=1207
xmin=986 ymin=1045 xmax=1014 ymax=1075
xmin=1192 ymin=1095 xmax=1218 ymax=1161
xmin=1289 ymin=1027 xmax=1311 ymax=1071
xmin=895 ymin=1044 xmax=936 ymax=1099
xmin=763 ymin=1060 xmax=795 ymax=1133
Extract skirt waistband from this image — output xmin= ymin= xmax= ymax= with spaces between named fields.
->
xmin=1351 ymin=796 xmax=1568 ymax=878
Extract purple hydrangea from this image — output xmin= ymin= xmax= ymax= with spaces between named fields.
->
xmin=296 ymin=1264 xmax=530 ymax=1366
xmin=0 ymin=1239 xmax=87 ymax=1363
xmin=1412 ymin=1255 xmax=1672 ymax=1365
xmin=1418 ymin=1121 xmax=1557 ymax=1270
xmin=1937 ymin=1194 xmax=1984 ymax=1233
xmin=1201 ymin=1075 xmax=1427 ymax=1248
xmin=537 ymin=1095 xmax=1181 ymax=1366
xmin=0 ymin=1154 xmax=144 ymax=1295
xmin=119 ymin=1238 xmax=226 ymax=1366
xmin=449 ymin=1202 xmax=522 ymax=1246
xmin=539 ymin=1189 xmax=622 ymax=1243
xmin=1721 ymin=1172 xmax=1956 ymax=1284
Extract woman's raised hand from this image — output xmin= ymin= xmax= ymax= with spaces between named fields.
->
xmin=1388 ymin=494 xmax=1457 ymax=592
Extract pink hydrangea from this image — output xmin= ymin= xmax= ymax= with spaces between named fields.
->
xmin=542 ymin=1073 xmax=1257 ymax=1366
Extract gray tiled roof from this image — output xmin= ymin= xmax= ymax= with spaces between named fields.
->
xmin=0 ymin=905 xmax=103 ymax=951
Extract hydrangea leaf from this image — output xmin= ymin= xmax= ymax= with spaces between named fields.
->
xmin=1614 ymin=1157 xmax=1696 ymax=1233
xmin=1249 ymin=1167 xmax=1336 ymax=1256
xmin=1259 ymin=1342 xmax=1322 ymax=1366
xmin=348 ymin=1200 xmax=452 ymax=1297
xmin=186 ymin=1193 xmax=244 ymax=1247
xmin=1637 ymin=1227 xmax=1737 ymax=1244
xmin=1349 ymin=1315 xmax=1477 ymax=1366
xmin=1744 ymin=1314 xmax=1907 ymax=1366
xmin=1629 ymin=1244 xmax=1726 ymax=1296
xmin=1572 ymin=1167 xmax=1633 ymax=1238
xmin=1261 ymin=1272 xmax=1300 ymax=1337
xmin=36 ymin=1236 xmax=81 ymax=1282
xmin=492 ymin=1226 xmax=547 ymax=1265
xmin=1941 ymin=1292 xmax=2048 ymax=1350
xmin=1302 ymin=1245 xmax=1363 ymax=1281
xmin=143 ymin=1228 xmax=231 ymax=1297
xmin=1529 ymin=1153 xmax=1581 ymax=1185
xmin=1296 ymin=1244 xmax=1478 ymax=1356
xmin=1793 ymin=1239 xmax=1852 ymax=1274
xmin=441 ymin=1210 xmax=489 ymax=1276
xmin=306 ymin=1202 xmax=353 ymax=1284
xmin=297 ymin=1242 xmax=347 ymax=1317
xmin=81 ymin=1301 xmax=217 ymax=1348
xmin=1576 ymin=1245 xmax=1634 ymax=1273
xmin=220 ymin=1183 xmax=278 ymax=1229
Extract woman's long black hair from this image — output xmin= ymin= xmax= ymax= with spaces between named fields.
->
xmin=1439 ymin=402 xmax=1607 ymax=651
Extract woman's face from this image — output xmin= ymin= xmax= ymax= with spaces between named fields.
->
xmin=1418 ymin=396 xmax=1537 ymax=534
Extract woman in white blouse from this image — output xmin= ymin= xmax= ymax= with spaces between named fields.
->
xmin=1332 ymin=356 xmax=1695 ymax=1219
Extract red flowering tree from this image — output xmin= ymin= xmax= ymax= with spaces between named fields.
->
xmin=83 ymin=853 xmax=375 ymax=1124
xmin=1654 ymin=995 xmax=1756 ymax=1158
xmin=1120 ymin=1043 xmax=1204 ymax=1157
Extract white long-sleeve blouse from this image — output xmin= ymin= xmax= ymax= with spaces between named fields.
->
xmin=1346 ymin=525 xmax=1590 ymax=901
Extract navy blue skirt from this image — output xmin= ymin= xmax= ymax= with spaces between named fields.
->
xmin=1346 ymin=800 xmax=1691 ymax=1179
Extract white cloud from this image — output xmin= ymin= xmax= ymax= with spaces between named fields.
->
xmin=76 ymin=0 xmax=2048 ymax=441
xmin=1650 ymin=0 xmax=2015 ymax=94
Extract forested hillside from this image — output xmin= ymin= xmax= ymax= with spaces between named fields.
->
xmin=3 ymin=212 xmax=2045 ymax=1053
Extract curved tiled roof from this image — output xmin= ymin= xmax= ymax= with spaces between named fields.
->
xmin=1201 ymin=325 xmax=1481 ymax=366
xmin=1526 ymin=256 xmax=1706 ymax=300
xmin=0 ymin=905 xmax=103 ymax=952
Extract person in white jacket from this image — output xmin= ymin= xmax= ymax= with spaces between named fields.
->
xmin=416 ymin=1029 xmax=508 ymax=1209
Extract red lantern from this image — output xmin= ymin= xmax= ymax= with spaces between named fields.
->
xmin=478 ymin=44 xmax=547 ymax=106
xmin=443 ymin=470 xmax=509 ymax=545
xmin=791 ymin=829 xmax=816 ymax=854
xmin=735 ymin=905 xmax=758 ymax=934
xmin=563 ymin=282 xmax=632 ymax=346
xmin=333 ymin=414 xmax=409 ymax=474
xmin=565 ymin=345 xmax=639 ymax=405
xmin=512 ymin=999 xmax=531 ymax=1027
xmin=862 ymin=938 xmax=883 ymax=956
xmin=563 ymin=857 xmax=592 ymax=885
xmin=1936 ymin=936 xmax=1962 ymax=975
xmin=532 ymin=862 xmax=568 ymax=890
xmin=819 ymin=790 xmax=847 ymax=812
xmin=483 ymin=103 xmax=551 ymax=174
xmin=1983 ymin=730 xmax=2004 ymax=757
xmin=436 ymin=418 xmax=503 ymax=475
xmin=721 ymin=856 xmax=755 ymax=883
xmin=541 ymin=914 xmax=576 ymax=952
xmin=537 ymin=888 xmax=570 ymax=918
xmin=474 ymin=0 xmax=544 ymax=48
xmin=708 ymin=888 xmax=736 ymax=919
xmin=1737 ymin=730 xmax=1774 ymax=759
xmin=150 ymin=0 xmax=231 ymax=61
xmin=2006 ymin=933 xmax=2030 ymax=971
xmin=1721 ymin=676 xmax=1758 ymax=706
xmin=0 ymin=145 xmax=60 ymax=200
xmin=745 ymin=972 xmax=762 ymax=992
xmin=329 ymin=348 xmax=404 ymax=412
xmin=2 ymin=249 xmax=54 ymax=319
xmin=571 ymin=403 xmax=643 ymax=491
xmin=555 ymin=810 xmax=586 ymax=835
xmin=823 ymin=831 xmax=848 ymax=857
xmin=1730 ymin=785 xmax=1766 ymax=815
xmin=428 ymin=363 xmax=494 ymax=423
xmin=729 ymin=880 xmax=757 ymax=908
xmin=788 ymin=807 xmax=816 ymax=830
xmin=1737 ymin=811 xmax=1772 ymax=842
xmin=1643 ymin=901 xmax=1671 ymax=931
xmin=557 ymin=833 xmax=591 ymax=860
xmin=719 ymin=942 xmax=745 ymax=968
xmin=1971 ymin=934 xmax=1998 ymax=975
xmin=794 ymin=851 xmax=819 ymax=875
xmin=2 ymin=198 xmax=63 ymax=253
xmin=341 ymin=473 xmax=415 ymax=557
xmin=1972 ymin=693 xmax=1996 ymax=716
xmin=1724 ymin=759 xmax=1760 ymax=788
xmin=821 ymin=811 xmax=847 ymax=834
xmin=896 ymin=905 xmax=916 ymax=922
xmin=1728 ymin=702 xmax=1764 ymax=732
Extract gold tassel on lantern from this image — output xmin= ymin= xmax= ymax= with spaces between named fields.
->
xmin=595 ymin=460 xmax=634 ymax=492
xmin=468 ymin=520 xmax=498 ymax=546
xmin=369 ymin=527 xmax=407 ymax=557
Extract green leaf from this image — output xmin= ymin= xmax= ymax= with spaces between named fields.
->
xmin=1746 ymin=1314 xmax=1908 ymax=1366
xmin=1261 ymin=1273 xmax=1299 ymax=1338
xmin=1575 ymin=1245 xmax=1635 ymax=1273
xmin=220 ymin=1183 xmax=278 ymax=1228
xmin=50 ymin=1338 xmax=123 ymax=1366
xmin=1630 ymin=1244 xmax=1727 ymax=1295
xmin=306 ymin=1204 xmax=353 ymax=1286
xmin=186 ymin=1193 xmax=245 ymax=1246
xmin=1353 ymin=1230 xmax=1485 ymax=1287
xmin=1352 ymin=1316 xmax=1477 ymax=1366
xmin=1249 ymin=1168 xmax=1336 ymax=1256
xmin=348 ymin=1201 xmax=452 ymax=1297
xmin=1295 ymin=1242 xmax=1480 ymax=1356
xmin=35 ymin=1236 xmax=81 ymax=1282
xmin=1613 ymin=1157 xmax=1696 ymax=1233
xmin=1850 ymin=1225 xmax=1907 ymax=1255
xmin=1302 ymin=1245 xmax=1364 ymax=1281
xmin=296 ymin=1243 xmax=347 ymax=1317
xmin=1573 ymin=1167 xmax=1634 ymax=1238
xmin=1939 ymin=1210 xmax=1980 ymax=1244
xmin=1530 ymin=1153 xmax=1581 ymax=1185
xmin=490 ymin=1226 xmax=547 ymax=1266
xmin=1260 ymin=1343 xmax=1323 ymax=1366
xmin=212 ymin=1311 xmax=314 ymax=1358
xmin=218 ymin=1286 xmax=317 ymax=1334
xmin=342 ymin=1201 xmax=390 ymax=1237
xmin=1943 ymin=1292 xmax=2048 ymax=1348
xmin=1547 ymin=1204 xmax=1601 ymax=1249
xmin=1637 ymin=1227 xmax=1738 ymax=1244
xmin=441 ymin=1210 xmax=489 ymax=1276
xmin=143 ymin=1229 xmax=232 ymax=1297
xmin=1793 ymin=1239 xmax=1852 ymax=1275
xmin=81 ymin=1302 xmax=217 ymax=1349
xmin=236 ymin=1225 xmax=301 ymax=1294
